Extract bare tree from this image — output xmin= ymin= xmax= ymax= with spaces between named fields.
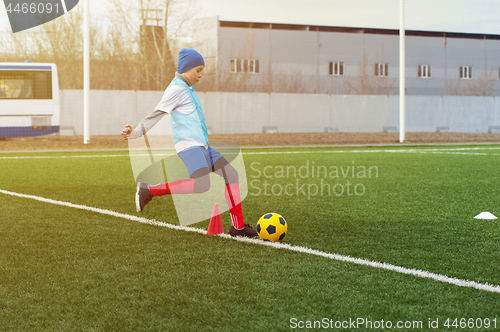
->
xmin=0 ymin=7 xmax=91 ymax=89
xmin=111 ymin=0 xmax=196 ymax=90
xmin=0 ymin=0 xmax=197 ymax=90
xmin=266 ymin=67 xmax=314 ymax=93
xmin=445 ymin=68 xmax=496 ymax=96
xmin=207 ymin=34 xmax=259 ymax=92
xmin=0 ymin=6 xmax=139 ymax=90
xmin=207 ymin=32 xmax=315 ymax=94
xmin=344 ymin=54 xmax=396 ymax=95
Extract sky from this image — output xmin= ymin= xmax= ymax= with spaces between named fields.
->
xmin=194 ymin=0 xmax=500 ymax=34
xmin=1 ymin=0 xmax=499 ymax=35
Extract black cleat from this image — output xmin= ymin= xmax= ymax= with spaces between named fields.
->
xmin=135 ymin=182 xmax=153 ymax=212
xmin=229 ymin=224 xmax=259 ymax=237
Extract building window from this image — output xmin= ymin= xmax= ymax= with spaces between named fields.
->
xmin=459 ymin=66 xmax=472 ymax=79
xmin=329 ymin=62 xmax=344 ymax=76
xmin=375 ymin=63 xmax=389 ymax=77
xmin=418 ymin=64 xmax=431 ymax=78
xmin=230 ymin=59 xmax=260 ymax=74
xmin=229 ymin=59 xmax=239 ymax=73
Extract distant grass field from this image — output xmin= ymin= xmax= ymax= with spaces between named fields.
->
xmin=1 ymin=145 xmax=500 ymax=331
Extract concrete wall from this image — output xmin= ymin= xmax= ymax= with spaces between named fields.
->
xmin=61 ymin=90 xmax=164 ymax=136
xmin=60 ymin=90 xmax=500 ymax=135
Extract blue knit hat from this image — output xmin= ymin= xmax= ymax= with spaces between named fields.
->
xmin=177 ymin=48 xmax=205 ymax=74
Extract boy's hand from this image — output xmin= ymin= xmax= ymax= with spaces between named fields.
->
xmin=121 ymin=123 xmax=137 ymax=140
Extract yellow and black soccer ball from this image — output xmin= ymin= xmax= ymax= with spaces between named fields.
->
xmin=256 ymin=213 xmax=287 ymax=242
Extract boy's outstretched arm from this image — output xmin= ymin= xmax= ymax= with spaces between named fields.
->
xmin=121 ymin=123 xmax=137 ymax=140
xmin=121 ymin=110 xmax=168 ymax=140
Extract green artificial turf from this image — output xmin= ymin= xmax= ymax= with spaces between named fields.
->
xmin=1 ymin=145 xmax=499 ymax=331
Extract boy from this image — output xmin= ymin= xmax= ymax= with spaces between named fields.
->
xmin=121 ymin=48 xmax=257 ymax=237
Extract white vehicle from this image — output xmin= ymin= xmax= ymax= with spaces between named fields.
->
xmin=0 ymin=61 xmax=60 ymax=137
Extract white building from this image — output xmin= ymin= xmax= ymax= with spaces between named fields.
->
xmin=192 ymin=17 xmax=500 ymax=96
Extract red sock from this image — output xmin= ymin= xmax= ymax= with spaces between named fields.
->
xmin=148 ymin=179 xmax=195 ymax=196
xmin=225 ymin=183 xmax=244 ymax=229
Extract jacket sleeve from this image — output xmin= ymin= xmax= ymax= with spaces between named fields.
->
xmin=134 ymin=85 xmax=180 ymax=138
xmin=134 ymin=109 xmax=168 ymax=138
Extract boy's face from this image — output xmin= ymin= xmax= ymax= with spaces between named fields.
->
xmin=181 ymin=65 xmax=204 ymax=85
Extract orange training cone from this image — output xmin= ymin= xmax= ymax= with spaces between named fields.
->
xmin=207 ymin=203 xmax=224 ymax=235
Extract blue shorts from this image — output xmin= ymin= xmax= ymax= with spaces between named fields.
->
xmin=177 ymin=146 xmax=224 ymax=178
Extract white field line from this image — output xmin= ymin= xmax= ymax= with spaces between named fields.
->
xmin=1 ymin=188 xmax=500 ymax=294
xmin=418 ymin=151 xmax=497 ymax=156
xmin=0 ymin=154 xmax=131 ymax=160
xmin=2 ymin=146 xmax=500 ymax=160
